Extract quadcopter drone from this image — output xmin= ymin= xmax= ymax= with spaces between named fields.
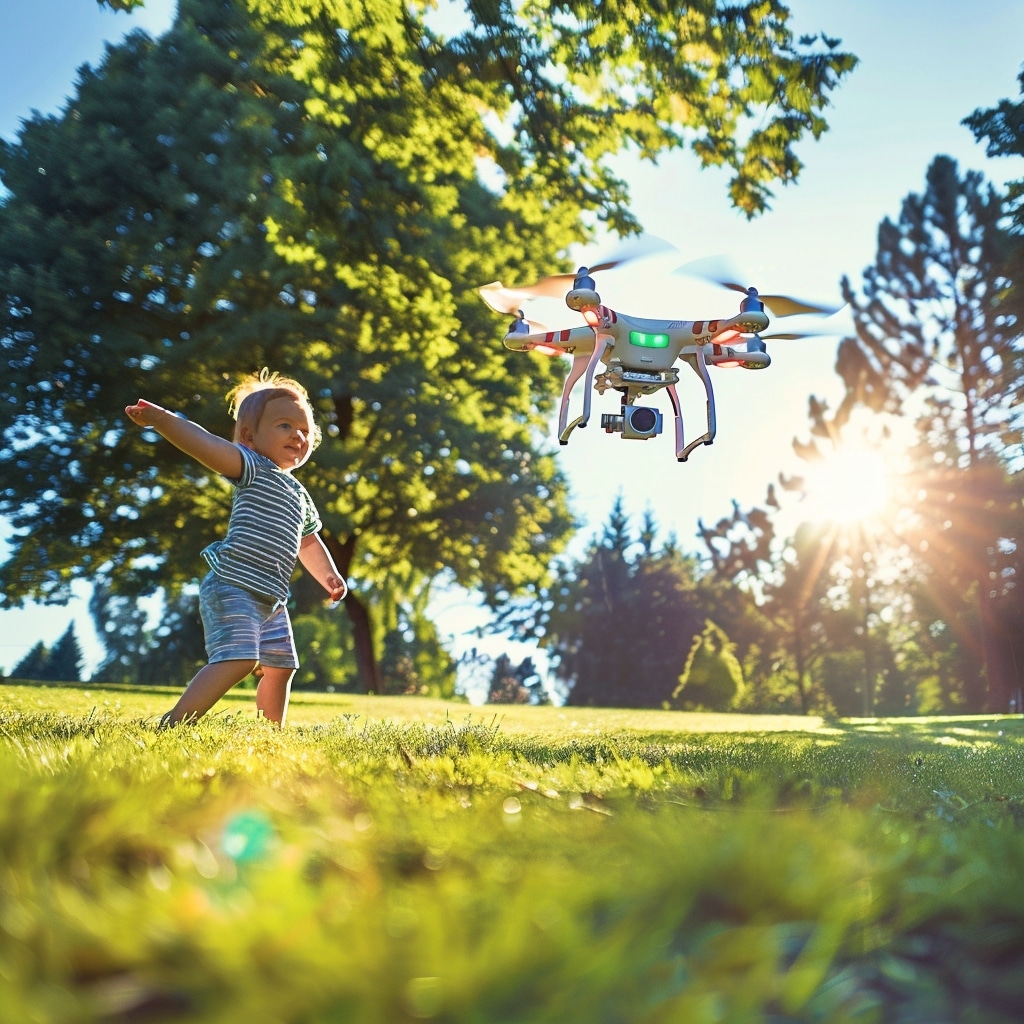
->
xmin=479 ymin=254 xmax=836 ymax=462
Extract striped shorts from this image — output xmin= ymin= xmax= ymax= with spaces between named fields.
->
xmin=199 ymin=572 xmax=298 ymax=669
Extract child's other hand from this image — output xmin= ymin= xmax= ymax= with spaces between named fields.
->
xmin=125 ymin=399 xmax=164 ymax=426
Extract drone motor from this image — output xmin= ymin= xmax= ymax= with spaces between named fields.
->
xmin=566 ymin=266 xmax=601 ymax=313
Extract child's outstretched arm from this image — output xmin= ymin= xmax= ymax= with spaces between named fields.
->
xmin=125 ymin=399 xmax=243 ymax=479
xmin=299 ymin=532 xmax=348 ymax=602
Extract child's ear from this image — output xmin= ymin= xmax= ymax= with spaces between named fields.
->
xmin=238 ymin=425 xmax=254 ymax=445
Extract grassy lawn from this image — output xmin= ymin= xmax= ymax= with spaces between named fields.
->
xmin=2 ymin=679 xmax=1023 ymax=1023
xmin=3 ymin=679 xmax=831 ymax=733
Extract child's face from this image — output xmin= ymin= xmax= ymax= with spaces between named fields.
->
xmin=242 ymin=396 xmax=316 ymax=471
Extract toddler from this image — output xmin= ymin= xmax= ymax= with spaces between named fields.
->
xmin=125 ymin=370 xmax=346 ymax=726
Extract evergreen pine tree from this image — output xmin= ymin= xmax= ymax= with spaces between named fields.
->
xmin=545 ymin=499 xmax=708 ymax=707
xmin=486 ymin=654 xmax=546 ymax=705
xmin=11 ymin=641 xmax=51 ymax=681
xmin=43 ymin=624 xmax=84 ymax=682
xmin=486 ymin=654 xmax=528 ymax=705
xmin=672 ymin=621 xmax=745 ymax=711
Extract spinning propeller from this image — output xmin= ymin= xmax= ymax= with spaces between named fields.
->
xmin=673 ymin=255 xmax=841 ymax=318
xmin=478 ymin=235 xmax=674 ymax=313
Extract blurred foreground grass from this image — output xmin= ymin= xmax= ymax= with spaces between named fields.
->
xmin=2 ymin=680 xmax=1024 ymax=1023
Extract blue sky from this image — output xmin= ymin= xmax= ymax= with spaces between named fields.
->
xmin=1 ymin=0 xmax=1022 ymax=679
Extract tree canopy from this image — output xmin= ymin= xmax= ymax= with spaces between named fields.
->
xmin=2 ymin=0 xmax=857 ymax=691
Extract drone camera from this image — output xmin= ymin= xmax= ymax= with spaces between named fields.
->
xmin=601 ymin=405 xmax=663 ymax=440
xmin=624 ymin=405 xmax=662 ymax=439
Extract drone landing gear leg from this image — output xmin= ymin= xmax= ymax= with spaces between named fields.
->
xmin=559 ymin=415 xmax=586 ymax=444
xmin=557 ymin=353 xmax=593 ymax=444
xmin=666 ymin=383 xmax=686 ymax=460
xmin=558 ymin=337 xmax=611 ymax=445
xmin=677 ymin=347 xmax=717 ymax=462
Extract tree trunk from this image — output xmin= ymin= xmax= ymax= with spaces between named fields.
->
xmin=320 ymin=532 xmax=382 ymax=695
xmin=978 ymin=582 xmax=1010 ymax=712
xmin=792 ymin=614 xmax=810 ymax=715
xmin=344 ymin=591 xmax=382 ymax=695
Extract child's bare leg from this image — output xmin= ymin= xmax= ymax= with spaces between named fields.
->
xmin=255 ymin=666 xmax=296 ymax=726
xmin=161 ymin=660 xmax=257 ymax=727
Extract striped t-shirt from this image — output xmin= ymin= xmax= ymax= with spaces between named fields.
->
xmin=201 ymin=445 xmax=322 ymax=603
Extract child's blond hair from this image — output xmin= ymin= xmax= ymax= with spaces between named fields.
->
xmin=226 ymin=368 xmax=322 ymax=450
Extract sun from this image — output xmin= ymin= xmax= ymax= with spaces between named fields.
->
xmin=802 ymin=448 xmax=892 ymax=525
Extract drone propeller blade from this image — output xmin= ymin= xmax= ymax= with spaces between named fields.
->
xmin=512 ymin=272 xmax=578 ymax=301
xmin=478 ymin=281 xmax=564 ymax=319
xmin=755 ymin=325 xmax=838 ymax=341
xmin=759 ymin=294 xmax=839 ymax=318
xmin=520 ymin=315 xmax=555 ymax=333
xmin=671 ymin=253 xmax=746 ymax=291
xmin=479 ymin=281 xmax=536 ymax=314
xmin=760 ymin=330 xmax=823 ymax=341
xmin=478 ymin=286 xmax=560 ymax=334
xmin=673 ymin=254 xmax=841 ymax=317
xmin=480 ymin=272 xmax=583 ymax=304
xmin=479 ymin=235 xmax=676 ymax=306
xmin=582 ymin=233 xmax=676 ymax=274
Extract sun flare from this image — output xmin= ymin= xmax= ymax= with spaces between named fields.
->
xmin=802 ymin=448 xmax=892 ymax=525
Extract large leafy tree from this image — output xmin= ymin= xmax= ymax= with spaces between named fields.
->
xmin=427 ymin=0 xmax=857 ymax=220
xmin=1 ymin=0 xmax=857 ymax=692
xmin=0 ymin=0 xmax=574 ymax=692
xmin=835 ymin=156 xmax=1022 ymax=711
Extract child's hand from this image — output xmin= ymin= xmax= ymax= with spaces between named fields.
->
xmin=125 ymin=399 xmax=165 ymax=426
xmin=325 ymin=575 xmax=347 ymax=603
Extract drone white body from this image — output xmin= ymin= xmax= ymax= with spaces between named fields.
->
xmin=480 ymin=265 xmax=823 ymax=462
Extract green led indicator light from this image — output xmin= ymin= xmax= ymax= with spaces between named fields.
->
xmin=629 ymin=330 xmax=670 ymax=348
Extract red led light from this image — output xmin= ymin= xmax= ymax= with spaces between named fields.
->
xmin=582 ymin=308 xmax=600 ymax=327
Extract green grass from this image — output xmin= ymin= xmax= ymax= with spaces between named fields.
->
xmin=3 ymin=680 xmax=1024 ymax=1023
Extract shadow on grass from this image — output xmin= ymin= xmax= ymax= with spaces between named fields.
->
xmin=835 ymin=714 xmax=1024 ymax=744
